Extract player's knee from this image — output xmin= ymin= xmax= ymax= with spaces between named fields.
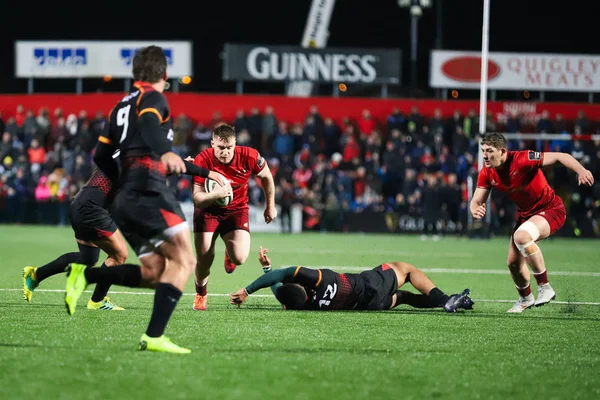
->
xmin=109 ymin=247 xmax=128 ymax=265
xmin=140 ymin=254 xmax=166 ymax=285
xmin=141 ymin=267 xmax=161 ymax=285
xmin=229 ymin=251 xmax=248 ymax=265
xmin=179 ymin=252 xmax=196 ymax=274
xmin=513 ymin=230 xmax=532 ymax=246
xmin=514 ymin=221 xmax=540 ymax=245
xmin=113 ymin=253 xmax=128 ymax=265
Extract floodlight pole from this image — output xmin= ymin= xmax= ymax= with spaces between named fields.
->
xmin=478 ymin=0 xmax=491 ymax=144
xmin=410 ymin=14 xmax=419 ymax=90
xmin=469 ymin=0 xmax=492 ymax=234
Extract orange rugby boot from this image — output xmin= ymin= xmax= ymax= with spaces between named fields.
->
xmin=193 ymin=293 xmax=208 ymax=311
xmin=224 ymin=251 xmax=237 ymax=274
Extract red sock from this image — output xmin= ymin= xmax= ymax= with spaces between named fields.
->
xmin=533 ymin=269 xmax=549 ymax=285
xmin=516 ymin=284 xmax=532 ymax=297
xmin=195 ymin=282 xmax=207 ymax=296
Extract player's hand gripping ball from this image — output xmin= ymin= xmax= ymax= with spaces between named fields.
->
xmin=205 ymin=172 xmax=233 ymax=206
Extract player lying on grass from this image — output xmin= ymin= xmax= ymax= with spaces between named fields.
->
xmin=230 ymin=247 xmax=474 ymax=312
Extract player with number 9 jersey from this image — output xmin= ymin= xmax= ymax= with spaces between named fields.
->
xmin=85 ymin=46 xmax=216 ymax=354
xmin=97 ymin=80 xmax=191 ymax=256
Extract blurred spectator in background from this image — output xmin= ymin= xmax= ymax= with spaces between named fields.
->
xmin=0 ymin=102 xmax=598 ymax=238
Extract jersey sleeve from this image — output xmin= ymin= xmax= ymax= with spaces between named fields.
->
xmin=137 ymin=91 xmax=169 ymax=123
xmin=97 ymin=114 xmax=116 ymax=148
xmin=476 ymin=167 xmax=491 ymax=189
xmin=516 ymin=150 xmax=544 ymax=170
xmin=247 ymin=147 xmax=267 ymax=175
xmin=193 ymin=152 xmax=209 ymax=186
xmin=291 ymin=267 xmax=323 ymax=288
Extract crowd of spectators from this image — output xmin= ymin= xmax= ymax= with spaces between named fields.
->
xmin=1 ymin=103 xmax=599 ymax=237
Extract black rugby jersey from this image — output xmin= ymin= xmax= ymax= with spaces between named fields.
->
xmin=98 ymin=82 xmax=173 ymax=191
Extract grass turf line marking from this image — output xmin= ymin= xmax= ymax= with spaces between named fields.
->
xmin=284 ymin=266 xmax=600 ymax=277
xmin=278 ymin=248 xmax=474 ymax=258
xmin=2 ymin=288 xmax=599 ymax=306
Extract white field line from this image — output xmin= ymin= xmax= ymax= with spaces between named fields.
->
xmin=1 ymin=288 xmax=599 ymax=306
xmin=286 ymin=266 xmax=600 ymax=277
xmin=277 ymin=248 xmax=474 ymax=258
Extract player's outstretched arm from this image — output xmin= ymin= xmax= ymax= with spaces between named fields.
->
xmin=469 ymin=188 xmax=490 ymax=220
xmin=542 ymin=152 xmax=595 ymax=186
xmin=192 ymin=183 xmax=232 ymax=208
xmin=257 ymin=165 xmax=277 ymax=223
xmin=181 ymin=159 xmax=226 ymax=186
xmin=229 ymin=267 xmax=297 ymax=306
xmin=258 ymin=246 xmax=282 ymax=295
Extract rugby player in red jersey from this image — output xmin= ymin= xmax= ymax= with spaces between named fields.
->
xmin=192 ymin=123 xmax=277 ymax=310
xmin=470 ymin=133 xmax=594 ymax=313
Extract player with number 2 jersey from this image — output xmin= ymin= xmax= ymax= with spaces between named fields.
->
xmin=230 ymin=247 xmax=474 ymax=313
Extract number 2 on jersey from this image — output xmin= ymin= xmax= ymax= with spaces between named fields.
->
xmin=116 ymin=105 xmax=131 ymax=143
xmin=319 ymin=283 xmax=338 ymax=308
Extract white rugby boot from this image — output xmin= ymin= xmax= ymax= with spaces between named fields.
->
xmin=534 ymin=283 xmax=556 ymax=307
xmin=507 ymin=294 xmax=535 ymax=313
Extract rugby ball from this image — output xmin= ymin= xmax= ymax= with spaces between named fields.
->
xmin=205 ymin=172 xmax=232 ymax=206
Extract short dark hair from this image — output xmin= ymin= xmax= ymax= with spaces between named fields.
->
xmin=275 ymin=284 xmax=307 ymax=310
xmin=212 ymin=123 xmax=236 ymax=141
xmin=481 ymin=132 xmax=507 ymax=150
xmin=132 ymin=46 xmax=167 ymax=83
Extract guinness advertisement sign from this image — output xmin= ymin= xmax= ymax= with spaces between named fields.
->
xmin=222 ymin=43 xmax=401 ymax=84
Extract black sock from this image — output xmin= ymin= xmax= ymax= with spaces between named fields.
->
xmin=428 ymin=287 xmax=449 ymax=307
xmin=36 ymin=252 xmax=82 ymax=282
xmin=146 ymin=283 xmax=183 ymax=338
xmin=90 ymin=263 xmax=113 ymax=302
xmin=84 ymin=264 xmax=142 ymax=287
xmin=395 ymin=288 xmax=449 ymax=309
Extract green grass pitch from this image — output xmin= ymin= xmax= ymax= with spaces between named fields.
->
xmin=0 ymin=225 xmax=599 ymax=399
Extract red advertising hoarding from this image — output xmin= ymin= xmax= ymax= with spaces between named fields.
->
xmin=0 ymin=93 xmax=598 ymax=128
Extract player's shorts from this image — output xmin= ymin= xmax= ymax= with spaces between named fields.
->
xmin=69 ymin=197 xmax=117 ymax=242
xmin=515 ymin=196 xmax=566 ymax=237
xmin=355 ymin=264 xmax=399 ymax=311
xmin=111 ymin=188 xmax=189 ymax=257
xmin=193 ymin=207 xmax=249 ymax=237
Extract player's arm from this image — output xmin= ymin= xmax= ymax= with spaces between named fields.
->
xmin=257 ymin=246 xmax=282 ymax=296
xmin=93 ymin=122 xmax=120 ymax=182
xmin=137 ymin=93 xmax=185 ymax=174
xmin=230 ymin=266 xmax=320 ymax=305
xmin=257 ymin=165 xmax=276 ymax=207
xmin=254 ymin=154 xmax=277 ymax=223
xmin=542 ymin=152 xmax=594 ymax=186
xmin=244 ymin=267 xmax=297 ymax=295
xmin=469 ymin=168 xmax=491 ymax=220
xmin=469 ymin=188 xmax=490 ymax=220
xmin=181 ymin=159 xmax=210 ymax=178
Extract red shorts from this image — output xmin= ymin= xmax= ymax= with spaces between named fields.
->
xmin=193 ymin=207 xmax=250 ymax=236
xmin=514 ymin=196 xmax=566 ymax=236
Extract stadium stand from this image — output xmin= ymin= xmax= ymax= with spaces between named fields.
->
xmin=0 ymin=101 xmax=598 ymax=237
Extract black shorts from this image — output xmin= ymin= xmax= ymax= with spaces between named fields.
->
xmin=69 ymin=197 xmax=117 ymax=242
xmin=111 ymin=188 xmax=188 ymax=257
xmin=356 ymin=264 xmax=399 ymax=311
